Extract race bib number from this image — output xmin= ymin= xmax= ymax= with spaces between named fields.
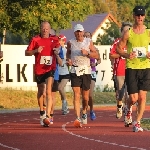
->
xmin=40 ymin=56 xmax=52 ymax=65
xmin=132 ymin=47 xmax=146 ymax=58
xmin=75 ymin=66 xmax=88 ymax=76
xmin=91 ymin=71 xmax=96 ymax=79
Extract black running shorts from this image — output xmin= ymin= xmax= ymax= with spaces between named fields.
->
xmin=52 ymin=80 xmax=59 ymax=92
xmin=70 ymin=73 xmax=91 ymax=91
xmin=35 ymin=70 xmax=55 ymax=84
xmin=125 ymin=68 xmax=150 ymax=94
xmin=58 ymin=74 xmax=70 ymax=83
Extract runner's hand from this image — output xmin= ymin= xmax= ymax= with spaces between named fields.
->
xmin=81 ymin=48 xmax=88 ymax=56
xmin=146 ymin=52 xmax=150 ymax=59
xmin=37 ymin=46 xmax=44 ymax=53
xmin=128 ymin=52 xmax=136 ymax=59
xmin=53 ymin=48 xmax=60 ymax=55
xmin=66 ymin=58 xmax=72 ymax=66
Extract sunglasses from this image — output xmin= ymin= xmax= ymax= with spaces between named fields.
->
xmin=135 ymin=14 xmax=145 ymax=16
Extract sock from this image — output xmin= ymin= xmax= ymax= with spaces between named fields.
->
xmin=50 ymin=114 xmax=53 ymax=118
xmin=40 ymin=111 xmax=45 ymax=116
xmin=62 ymin=100 xmax=67 ymax=103
xmin=117 ymin=105 xmax=122 ymax=108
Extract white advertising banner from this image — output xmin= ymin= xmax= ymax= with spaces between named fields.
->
xmin=0 ymin=45 xmax=114 ymax=91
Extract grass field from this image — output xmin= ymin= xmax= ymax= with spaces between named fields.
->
xmin=1 ymin=88 xmax=150 ymax=109
xmin=0 ymin=88 xmax=116 ymax=109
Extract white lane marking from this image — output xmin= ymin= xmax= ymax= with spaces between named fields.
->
xmin=62 ymin=122 xmax=146 ymax=150
xmin=0 ymin=143 xmax=20 ymax=150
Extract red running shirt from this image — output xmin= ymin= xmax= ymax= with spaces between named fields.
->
xmin=26 ymin=35 xmax=60 ymax=75
xmin=110 ymin=38 xmax=126 ymax=76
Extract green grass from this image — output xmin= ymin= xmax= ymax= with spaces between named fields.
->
xmin=1 ymin=88 xmax=150 ymax=109
xmin=141 ymin=119 xmax=150 ymax=130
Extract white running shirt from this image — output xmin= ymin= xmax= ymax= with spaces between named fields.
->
xmin=70 ymin=38 xmax=91 ymax=75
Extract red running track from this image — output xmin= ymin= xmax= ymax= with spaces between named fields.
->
xmin=0 ymin=106 xmax=150 ymax=150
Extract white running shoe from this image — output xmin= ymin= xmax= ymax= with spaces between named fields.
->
xmin=116 ymin=107 xmax=122 ymax=119
xmin=124 ymin=108 xmax=132 ymax=127
xmin=81 ymin=114 xmax=87 ymax=124
xmin=40 ymin=115 xmax=45 ymax=126
xmin=133 ymin=121 xmax=143 ymax=132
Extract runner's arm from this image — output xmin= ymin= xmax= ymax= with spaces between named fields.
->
xmin=56 ymin=54 xmax=63 ymax=66
xmin=66 ymin=41 xmax=71 ymax=59
xmin=116 ymin=31 xmax=129 ymax=58
xmin=25 ymin=49 xmax=38 ymax=56
xmin=66 ymin=41 xmax=72 ymax=66
xmin=88 ymin=41 xmax=99 ymax=59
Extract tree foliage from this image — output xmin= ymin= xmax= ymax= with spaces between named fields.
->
xmin=0 ymin=0 xmax=94 ymax=40
xmin=94 ymin=22 xmax=120 ymax=45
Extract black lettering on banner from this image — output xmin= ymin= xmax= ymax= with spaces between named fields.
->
xmin=6 ymin=64 xmax=13 ymax=82
xmin=17 ymin=64 xmax=20 ymax=82
xmin=103 ymin=49 xmax=107 ymax=60
xmin=101 ymin=70 xmax=105 ymax=81
xmin=21 ymin=64 xmax=27 ymax=82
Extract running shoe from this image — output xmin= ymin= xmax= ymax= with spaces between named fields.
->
xmin=116 ymin=107 xmax=122 ymax=119
xmin=62 ymin=101 xmax=69 ymax=115
xmin=74 ymin=118 xmax=82 ymax=128
xmin=82 ymin=113 xmax=87 ymax=124
xmin=43 ymin=116 xmax=50 ymax=127
xmin=124 ymin=109 xmax=132 ymax=127
xmin=40 ymin=115 xmax=45 ymax=126
xmin=133 ymin=121 xmax=143 ymax=132
xmin=50 ymin=117 xmax=53 ymax=124
xmin=90 ymin=111 xmax=96 ymax=120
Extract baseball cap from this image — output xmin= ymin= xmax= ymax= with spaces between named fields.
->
xmin=74 ymin=24 xmax=84 ymax=32
xmin=133 ymin=6 xmax=146 ymax=15
xmin=58 ymin=34 xmax=67 ymax=43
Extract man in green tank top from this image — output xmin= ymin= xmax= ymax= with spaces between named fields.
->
xmin=117 ymin=6 xmax=150 ymax=132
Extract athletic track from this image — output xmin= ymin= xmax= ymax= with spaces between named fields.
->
xmin=0 ymin=105 xmax=150 ymax=150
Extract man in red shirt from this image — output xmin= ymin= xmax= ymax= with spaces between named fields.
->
xmin=110 ymin=22 xmax=132 ymax=120
xmin=25 ymin=21 xmax=60 ymax=126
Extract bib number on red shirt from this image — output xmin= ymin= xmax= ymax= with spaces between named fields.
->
xmin=40 ymin=56 xmax=52 ymax=65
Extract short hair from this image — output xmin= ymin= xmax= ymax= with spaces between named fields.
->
xmin=121 ymin=22 xmax=132 ymax=32
xmin=84 ymin=31 xmax=92 ymax=38
xmin=40 ymin=21 xmax=51 ymax=29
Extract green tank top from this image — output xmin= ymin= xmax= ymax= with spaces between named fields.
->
xmin=126 ymin=28 xmax=150 ymax=69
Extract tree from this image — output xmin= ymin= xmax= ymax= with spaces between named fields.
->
xmin=0 ymin=0 xmax=94 ymax=40
xmin=94 ymin=22 xmax=120 ymax=45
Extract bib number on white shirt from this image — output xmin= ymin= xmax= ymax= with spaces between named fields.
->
xmin=40 ymin=56 xmax=52 ymax=65
xmin=132 ymin=47 xmax=146 ymax=58
xmin=75 ymin=66 xmax=88 ymax=76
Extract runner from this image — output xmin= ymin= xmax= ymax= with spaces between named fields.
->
xmin=84 ymin=31 xmax=101 ymax=120
xmin=117 ymin=6 xmax=150 ymax=132
xmin=25 ymin=21 xmax=60 ymax=126
xmin=47 ymin=46 xmax=64 ymax=125
xmin=58 ymin=35 xmax=70 ymax=115
xmin=110 ymin=22 xmax=132 ymax=120
xmin=66 ymin=24 xmax=99 ymax=127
